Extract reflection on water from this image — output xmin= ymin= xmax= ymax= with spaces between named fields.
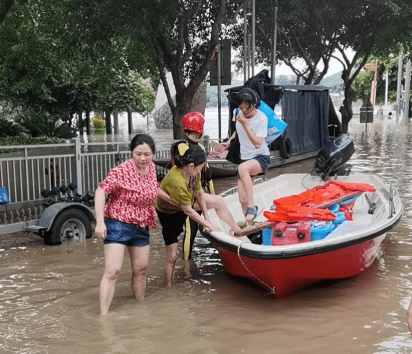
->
xmin=2 ymin=114 xmax=412 ymax=353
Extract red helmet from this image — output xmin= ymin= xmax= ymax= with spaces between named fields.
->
xmin=182 ymin=112 xmax=205 ymax=135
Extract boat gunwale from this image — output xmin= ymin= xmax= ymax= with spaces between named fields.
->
xmin=200 ymin=173 xmax=404 ymax=260
xmin=201 ymin=210 xmax=403 ymax=260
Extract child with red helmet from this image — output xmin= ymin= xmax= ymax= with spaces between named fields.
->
xmin=156 ymin=144 xmax=242 ymax=286
xmin=171 ymin=111 xmax=215 ymax=260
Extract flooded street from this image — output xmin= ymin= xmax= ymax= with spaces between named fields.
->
xmin=2 ymin=112 xmax=412 ymax=353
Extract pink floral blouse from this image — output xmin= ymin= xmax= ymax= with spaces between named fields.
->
xmin=99 ymin=160 xmax=159 ymax=229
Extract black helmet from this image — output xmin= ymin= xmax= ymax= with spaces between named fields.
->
xmin=236 ymin=87 xmax=261 ymax=108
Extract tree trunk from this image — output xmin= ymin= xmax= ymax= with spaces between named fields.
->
xmin=85 ymin=110 xmax=90 ymax=135
xmin=173 ymin=105 xmax=186 ymax=139
xmin=113 ymin=108 xmax=118 ymax=135
xmin=78 ymin=111 xmax=83 ymax=132
xmin=127 ymin=111 xmax=133 ymax=135
xmin=105 ymin=110 xmax=111 ymax=134
xmin=339 ymin=79 xmax=353 ymax=134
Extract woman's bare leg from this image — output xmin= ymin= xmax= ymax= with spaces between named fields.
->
xmin=237 ymin=160 xmax=262 ymax=222
xmin=100 ymin=244 xmax=125 ymax=315
xmin=128 ymin=245 xmax=150 ymax=300
xmin=164 ymin=242 xmax=179 ymax=286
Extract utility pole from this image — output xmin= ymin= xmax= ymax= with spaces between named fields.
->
xmin=396 ymin=52 xmax=404 ymax=123
xmin=403 ymin=58 xmax=411 ymax=126
xmin=370 ymin=58 xmax=379 ymax=106
xmin=251 ymin=0 xmax=255 ymax=77
xmin=384 ymin=71 xmax=389 ymax=108
xmin=247 ymin=33 xmax=251 ymax=79
xmin=271 ymin=5 xmax=278 ymax=84
xmin=217 ymin=50 xmax=222 ymax=140
xmin=243 ymin=6 xmax=247 ymax=83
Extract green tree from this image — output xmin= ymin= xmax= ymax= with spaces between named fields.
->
xmin=67 ymin=0 xmax=247 ymax=139
xmin=233 ymin=0 xmax=412 ymax=132
xmin=0 ymin=0 xmax=27 ymax=23
xmin=0 ymin=0 xmax=157 ymax=132
xmin=97 ymin=72 xmax=156 ymax=113
xmin=352 ymin=45 xmax=407 ymax=106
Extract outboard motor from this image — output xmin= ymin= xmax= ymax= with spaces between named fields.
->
xmin=314 ymin=136 xmax=355 ymax=180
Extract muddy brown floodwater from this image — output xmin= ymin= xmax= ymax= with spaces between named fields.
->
xmin=2 ymin=116 xmax=412 ymax=353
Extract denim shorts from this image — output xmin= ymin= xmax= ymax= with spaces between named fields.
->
xmin=241 ymin=154 xmax=271 ymax=174
xmin=103 ymin=218 xmax=150 ymax=247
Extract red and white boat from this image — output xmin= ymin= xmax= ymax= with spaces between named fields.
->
xmin=200 ymin=137 xmax=403 ymax=297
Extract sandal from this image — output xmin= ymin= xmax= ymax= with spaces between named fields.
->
xmin=245 ymin=206 xmax=258 ymax=222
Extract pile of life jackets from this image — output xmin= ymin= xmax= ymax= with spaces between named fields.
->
xmin=263 ymin=180 xmax=376 ymax=223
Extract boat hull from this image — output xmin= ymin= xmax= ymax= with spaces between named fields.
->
xmin=200 ymin=173 xmax=403 ymax=297
xmin=213 ymin=234 xmax=385 ymax=297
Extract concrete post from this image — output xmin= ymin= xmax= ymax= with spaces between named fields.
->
xmin=72 ymin=138 xmax=83 ymax=195
xmin=396 ymin=53 xmax=403 ymax=123
xmin=403 ymin=59 xmax=411 ymax=126
xmin=385 ymin=71 xmax=389 ymax=108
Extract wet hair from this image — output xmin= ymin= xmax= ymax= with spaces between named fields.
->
xmin=173 ymin=144 xmax=206 ymax=168
xmin=130 ymin=134 xmax=156 ymax=154
xmin=236 ymin=87 xmax=261 ymax=108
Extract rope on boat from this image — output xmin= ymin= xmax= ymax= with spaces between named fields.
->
xmin=237 ymin=243 xmax=276 ymax=296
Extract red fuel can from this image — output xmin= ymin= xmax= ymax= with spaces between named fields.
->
xmin=271 ymin=222 xmax=311 ymax=245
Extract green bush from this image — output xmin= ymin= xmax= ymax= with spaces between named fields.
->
xmin=0 ymin=135 xmax=67 ymax=153
xmin=15 ymin=110 xmax=75 ymax=139
xmin=91 ymin=117 xmax=106 ymax=129
xmin=0 ymin=110 xmax=25 ymax=138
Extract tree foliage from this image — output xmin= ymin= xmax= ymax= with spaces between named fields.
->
xmin=15 ymin=110 xmax=75 ymax=138
xmin=233 ymin=0 xmax=412 ymax=132
xmin=352 ymin=46 xmax=408 ymax=105
xmin=67 ymin=0 xmax=247 ymax=138
xmin=0 ymin=0 xmax=157 ymax=134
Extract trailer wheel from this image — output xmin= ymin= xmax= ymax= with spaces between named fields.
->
xmin=44 ymin=209 xmax=91 ymax=245
xmin=279 ymin=137 xmax=292 ymax=159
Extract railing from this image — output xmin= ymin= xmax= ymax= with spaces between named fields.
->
xmin=0 ymin=138 xmax=181 ymax=211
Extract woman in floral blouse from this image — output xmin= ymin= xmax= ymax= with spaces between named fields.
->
xmin=94 ymin=134 xmax=174 ymax=315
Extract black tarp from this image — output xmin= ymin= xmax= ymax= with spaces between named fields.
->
xmin=280 ymin=85 xmax=330 ymax=153
xmin=225 ymin=73 xmax=335 ymax=156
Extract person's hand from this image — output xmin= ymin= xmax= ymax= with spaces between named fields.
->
xmin=219 ymin=141 xmax=230 ymax=151
xmin=207 ymin=223 xmax=221 ymax=232
xmin=202 ymin=220 xmax=220 ymax=232
xmin=236 ymin=112 xmax=248 ymax=127
xmin=95 ymin=221 xmax=107 ymax=240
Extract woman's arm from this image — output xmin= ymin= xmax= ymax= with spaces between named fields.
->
xmin=180 ymin=203 xmax=220 ymax=231
xmin=217 ymin=131 xmax=236 ymax=151
xmin=94 ymin=187 xmax=108 ymax=239
xmin=157 ymin=188 xmax=180 ymax=208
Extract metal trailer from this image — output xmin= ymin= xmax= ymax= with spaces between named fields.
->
xmin=0 ymin=201 xmax=95 ymax=246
